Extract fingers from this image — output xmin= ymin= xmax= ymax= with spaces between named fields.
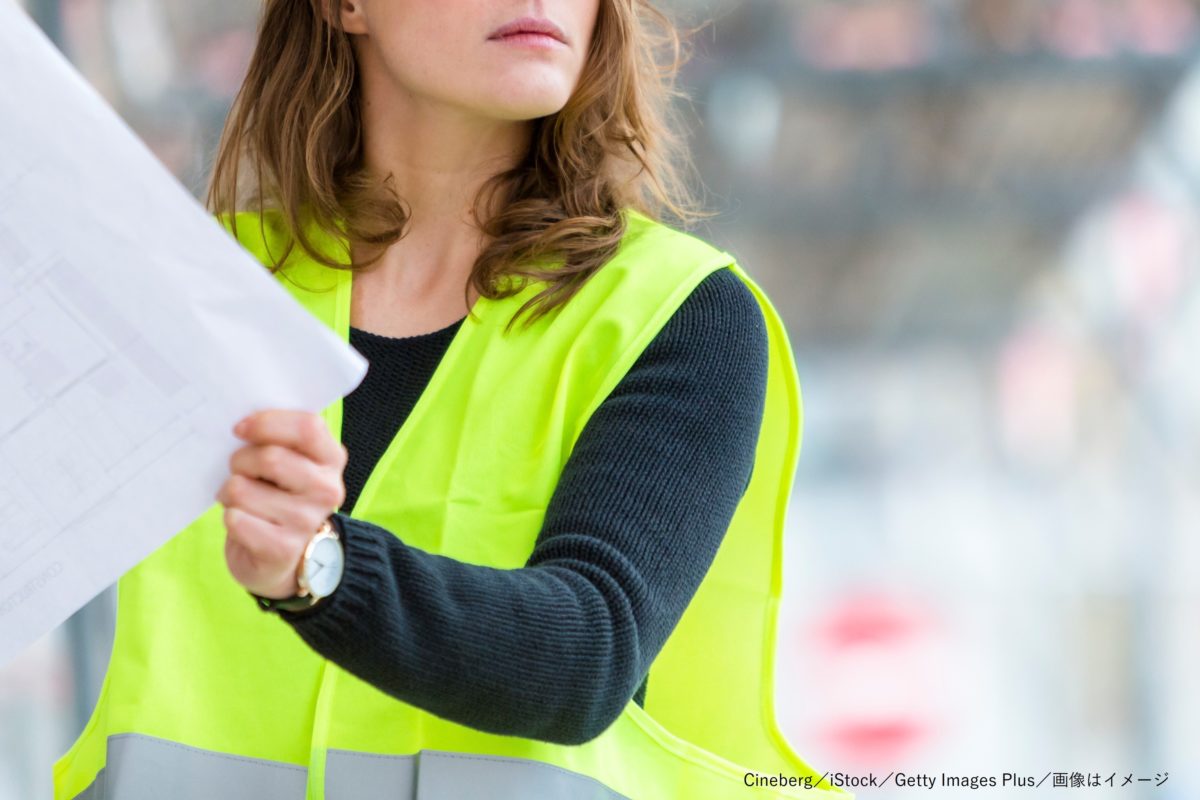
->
xmin=223 ymin=507 xmax=304 ymax=598
xmin=216 ymin=473 xmax=332 ymax=532
xmin=235 ymin=410 xmax=348 ymax=469
xmin=224 ymin=506 xmax=292 ymax=566
xmin=221 ymin=409 xmax=348 ymax=598
xmin=229 ymin=443 xmax=323 ymax=497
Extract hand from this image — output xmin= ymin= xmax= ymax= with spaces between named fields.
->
xmin=215 ymin=410 xmax=349 ymax=599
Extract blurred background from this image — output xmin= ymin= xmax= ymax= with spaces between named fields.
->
xmin=3 ymin=0 xmax=1199 ymax=797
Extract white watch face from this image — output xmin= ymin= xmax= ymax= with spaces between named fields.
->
xmin=303 ymin=534 xmax=344 ymax=599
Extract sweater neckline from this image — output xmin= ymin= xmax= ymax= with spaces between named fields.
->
xmin=350 ymin=316 xmax=467 ymax=343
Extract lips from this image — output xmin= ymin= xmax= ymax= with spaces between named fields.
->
xmin=487 ymin=16 xmax=568 ymax=45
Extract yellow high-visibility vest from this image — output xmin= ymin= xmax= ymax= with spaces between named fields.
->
xmin=53 ymin=207 xmax=849 ymax=800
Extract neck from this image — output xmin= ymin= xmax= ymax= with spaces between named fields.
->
xmin=353 ymin=44 xmax=531 ymax=289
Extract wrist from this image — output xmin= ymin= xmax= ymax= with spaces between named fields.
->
xmin=252 ymin=515 xmax=345 ymax=613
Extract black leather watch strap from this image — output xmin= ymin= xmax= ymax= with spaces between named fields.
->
xmin=253 ymin=591 xmax=322 ymax=613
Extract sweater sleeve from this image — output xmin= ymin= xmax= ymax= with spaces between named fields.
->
xmin=280 ymin=266 xmax=769 ymax=745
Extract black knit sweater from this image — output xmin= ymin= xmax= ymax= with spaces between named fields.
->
xmin=280 ymin=267 xmax=769 ymax=745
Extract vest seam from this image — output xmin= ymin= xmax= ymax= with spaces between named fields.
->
xmin=734 ymin=268 xmax=824 ymax=786
xmin=620 ymin=703 xmax=821 ymax=798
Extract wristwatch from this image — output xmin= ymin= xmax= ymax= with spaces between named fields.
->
xmin=253 ymin=516 xmax=345 ymax=613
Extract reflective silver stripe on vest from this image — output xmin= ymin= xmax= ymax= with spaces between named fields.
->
xmin=69 ymin=735 xmax=629 ymax=800
xmin=70 ymin=734 xmax=307 ymax=800
xmin=325 ymin=749 xmax=632 ymax=800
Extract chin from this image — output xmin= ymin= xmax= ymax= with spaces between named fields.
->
xmin=490 ymin=99 xmax=571 ymax=121
xmin=477 ymin=76 xmax=575 ymax=120
xmin=482 ymin=101 xmax=571 ymax=122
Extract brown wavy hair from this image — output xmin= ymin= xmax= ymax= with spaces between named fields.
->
xmin=206 ymin=0 xmax=710 ymax=332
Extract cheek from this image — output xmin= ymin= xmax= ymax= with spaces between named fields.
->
xmin=578 ymin=0 xmax=602 ymax=46
xmin=371 ymin=32 xmax=470 ymax=99
xmin=364 ymin=1 xmax=469 ymax=78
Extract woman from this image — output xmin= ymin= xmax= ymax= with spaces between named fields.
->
xmin=54 ymin=1 xmax=843 ymax=798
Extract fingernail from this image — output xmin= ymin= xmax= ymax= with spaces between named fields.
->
xmin=234 ymin=419 xmax=247 ymax=436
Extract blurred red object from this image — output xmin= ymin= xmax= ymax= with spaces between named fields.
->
xmin=1041 ymin=0 xmax=1116 ymax=59
xmin=795 ymin=0 xmax=935 ymax=72
xmin=1042 ymin=0 xmax=1197 ymax=58
xmin=785 ymin=591 xmax=951 ymax=768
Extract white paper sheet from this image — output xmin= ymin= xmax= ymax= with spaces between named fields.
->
xmin=0 ymin=0 xmax=368 ymax=669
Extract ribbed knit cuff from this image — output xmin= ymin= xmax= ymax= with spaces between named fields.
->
xmin=278 ymin=513 xmax=391 ymax=637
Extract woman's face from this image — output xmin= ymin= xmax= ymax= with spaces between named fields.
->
xmin=341 ymin=0 xmax=602 ymax=121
